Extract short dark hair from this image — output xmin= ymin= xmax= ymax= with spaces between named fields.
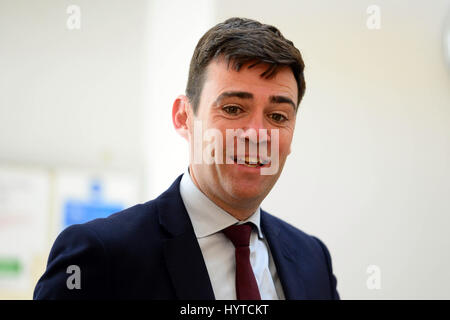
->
xmin=186 ymin=17 xmax=306 ymax=114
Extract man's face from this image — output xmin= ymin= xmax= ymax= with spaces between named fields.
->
xmin=187 ymin=58 xmax=298 ymax=216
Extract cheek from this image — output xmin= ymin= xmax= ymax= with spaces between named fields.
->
xmin=277 ymin=133 xmax=294 ymax=157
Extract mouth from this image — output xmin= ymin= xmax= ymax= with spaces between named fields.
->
xmin=231 ymin=155 xmax=270 ymax=168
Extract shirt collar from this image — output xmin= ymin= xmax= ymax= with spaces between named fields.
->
xmin=179 ymin=168 xmax=264 ymax=239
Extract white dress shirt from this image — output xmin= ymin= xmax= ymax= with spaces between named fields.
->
xmin=179 ymin=169 xmax=285 ymax=300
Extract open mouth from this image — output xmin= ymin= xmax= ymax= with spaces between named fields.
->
xmin=232 ymin=156 xmax=270 ymax=168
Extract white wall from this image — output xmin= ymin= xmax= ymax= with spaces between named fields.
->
xmin=144 ymin=0 xmax=215 ymax=198
xmin=0 ymin=0 xmax=149 ymax=177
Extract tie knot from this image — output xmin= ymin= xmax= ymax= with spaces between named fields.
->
xmin=223 ymin=223 xmax=253 ymax=248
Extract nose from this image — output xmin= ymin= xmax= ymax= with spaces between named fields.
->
xmin=240 ymin=113 xmax=271 ymax=144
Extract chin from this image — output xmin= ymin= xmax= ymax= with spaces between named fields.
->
xmin=225 ymin=179 xmax=270 ymax=202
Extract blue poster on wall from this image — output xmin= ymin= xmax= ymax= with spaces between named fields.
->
xmin=63 ymin=179 xmax=124 ymax=228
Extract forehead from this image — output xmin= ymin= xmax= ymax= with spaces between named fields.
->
xmin=202 ymin=58 xmax=298 ymax=104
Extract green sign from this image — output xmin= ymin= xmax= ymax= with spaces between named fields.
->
xmin=0 ymin=258 xmax=22 ymax=277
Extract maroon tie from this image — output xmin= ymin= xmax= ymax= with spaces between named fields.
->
xmin=223 ymin=223 xmax=261 ymax=300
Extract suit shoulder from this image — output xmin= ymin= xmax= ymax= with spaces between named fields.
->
xmin=261 ymin=210 xmax=311 ymax=239
xmin=57 ymin=198 xmax=164 ymax=255
xmin=82 ymin=199 xmax=158 ymax=236
xmin=261 ymin=210 xmax=329 ymax=254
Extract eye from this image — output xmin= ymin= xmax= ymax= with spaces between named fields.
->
xmin=222 ymin=105 xmax=243 ymax=115
xmin=269 ymin=113 xmax=288 ymax=123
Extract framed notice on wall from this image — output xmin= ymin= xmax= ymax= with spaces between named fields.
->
xmin=0 ymin=165 xmax=50 ymax=298
xmin=52 ymin=169 xmax=140 ymax=236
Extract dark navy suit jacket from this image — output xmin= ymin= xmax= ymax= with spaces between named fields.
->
xmin=34 ymin=174 xmax=339 ymax=299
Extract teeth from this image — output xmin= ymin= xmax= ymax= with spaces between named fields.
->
xmin=232 ymin=156 xmax=270 ymax=166
xmin=245 ymin=156 xmax=258 ymax=164
xmin=236 ymin=157 xmax=258 ymax=164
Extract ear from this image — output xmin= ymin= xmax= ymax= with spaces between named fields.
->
xmin=172 ymin=95 xmax=192 ymax=141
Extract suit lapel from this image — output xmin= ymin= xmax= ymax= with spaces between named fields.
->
xmin=156 ymin=175 xmax=308 ymax=300
xmin=157 ymin=175 xmax=215 ymax=300
xmin=261 ymin=210 xmax=308 ymax=300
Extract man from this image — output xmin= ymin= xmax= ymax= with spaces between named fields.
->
xmin=34 ymin=17 xmax=339 ymax=300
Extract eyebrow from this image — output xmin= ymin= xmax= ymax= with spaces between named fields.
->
xmin=213 ymin=90 xmax=296 ymax=110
